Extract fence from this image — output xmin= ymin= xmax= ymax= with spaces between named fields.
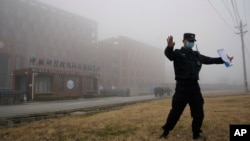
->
xmin=0 ymin=89 xmax=26 ymax=105
xmin=100 ymin=88 xmax=130 ymax=97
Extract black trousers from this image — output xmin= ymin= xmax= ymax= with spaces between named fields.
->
xmin=162 ymin=80 xmax=204 ymax=135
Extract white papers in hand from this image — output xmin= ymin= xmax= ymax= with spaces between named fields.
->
xmin=217 ymin=49 xmax=232 ymax=67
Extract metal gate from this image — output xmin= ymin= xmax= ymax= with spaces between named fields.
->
xmin=0 ymin=89 xmax=26 ymax=105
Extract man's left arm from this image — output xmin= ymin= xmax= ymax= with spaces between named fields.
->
xmin=199 ymin=53 xmax=233 ymax=65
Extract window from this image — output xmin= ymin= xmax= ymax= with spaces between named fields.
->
xmin=86 ymin=78 xmax=96 ymax=90
xmin=0 ymin=54 xmax=8 ymax=87
xmin=59 ymin=76 xmax=64 ymax=91
xmin=2 ymin=28 xmax=12 ymax=38
xmin=28 ymin=45 xmax=33 ymax=55
xmin=15 ymin=56 xmax=22 ymax=69
xmin=35 ymin=75 xmax=52 ymax=94
xmin=75 ymin=77 xmax=81 ymax=90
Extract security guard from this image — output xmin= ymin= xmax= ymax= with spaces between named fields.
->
xmin=160 ymin=33 xmax=233 ymax=140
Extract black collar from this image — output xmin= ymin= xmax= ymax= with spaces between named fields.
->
xmin=181 ymin=47 xmax=193 ymax=53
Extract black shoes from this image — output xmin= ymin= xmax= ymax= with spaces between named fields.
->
xmin=193 ymin=130 xmax=206 ymax=140
xmin=159 ymin=130 xmax=169 ymax=139
xmin=159 ymin=127 xmax=206 ymax=140
xmin=193 ymin=134 xmax=206 ymax=141
xmin=193 ymin=136 xmax=207 ymax=141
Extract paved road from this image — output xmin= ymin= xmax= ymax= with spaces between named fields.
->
xmin=0 ymin=95 xmax=158 ymax=118
xmin=1 ymin=91 xmax=242 ymax=119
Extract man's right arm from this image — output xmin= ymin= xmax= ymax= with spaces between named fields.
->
xmin=164 ymin=46 xmax=174 ymax=61
xmin=164 ymin=35 xmax=175 ymax=61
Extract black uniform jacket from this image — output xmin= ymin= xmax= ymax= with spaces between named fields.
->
xmin=165 ymin=46 xmax=224 ymax=80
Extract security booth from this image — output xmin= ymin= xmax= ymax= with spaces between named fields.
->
xmin=13 ymin=68 xmax=99 ymax=101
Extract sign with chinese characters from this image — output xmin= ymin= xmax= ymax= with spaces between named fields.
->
xmin=29 ymin=57 xmax=100 ymax=73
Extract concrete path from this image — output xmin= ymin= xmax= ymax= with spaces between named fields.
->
xmin=0 ymin=95 xmax=157 ymax=118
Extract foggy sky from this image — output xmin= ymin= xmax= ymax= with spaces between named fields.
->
xmin=37 ymin=0 xmax=250 ymax=85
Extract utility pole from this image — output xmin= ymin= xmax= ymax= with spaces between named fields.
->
xmin=235 ymin=20 xmax=249 ymax=93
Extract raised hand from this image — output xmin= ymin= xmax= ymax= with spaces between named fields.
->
xmin=167 ymin=35 xmax=175 ymax=48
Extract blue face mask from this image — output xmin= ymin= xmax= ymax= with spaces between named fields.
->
xmin=186 ymin=42 xmax=194 ymax=49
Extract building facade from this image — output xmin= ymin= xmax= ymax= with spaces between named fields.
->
xmin=13 ymin=67 xmax=98 ymax=100
xmin=0 ymin=0 xmax=169 ymax=99
xmin=0 ymin=0 xmax=99 ymax=100
xmin=97 ymin=36 xmax=167 ymax=94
